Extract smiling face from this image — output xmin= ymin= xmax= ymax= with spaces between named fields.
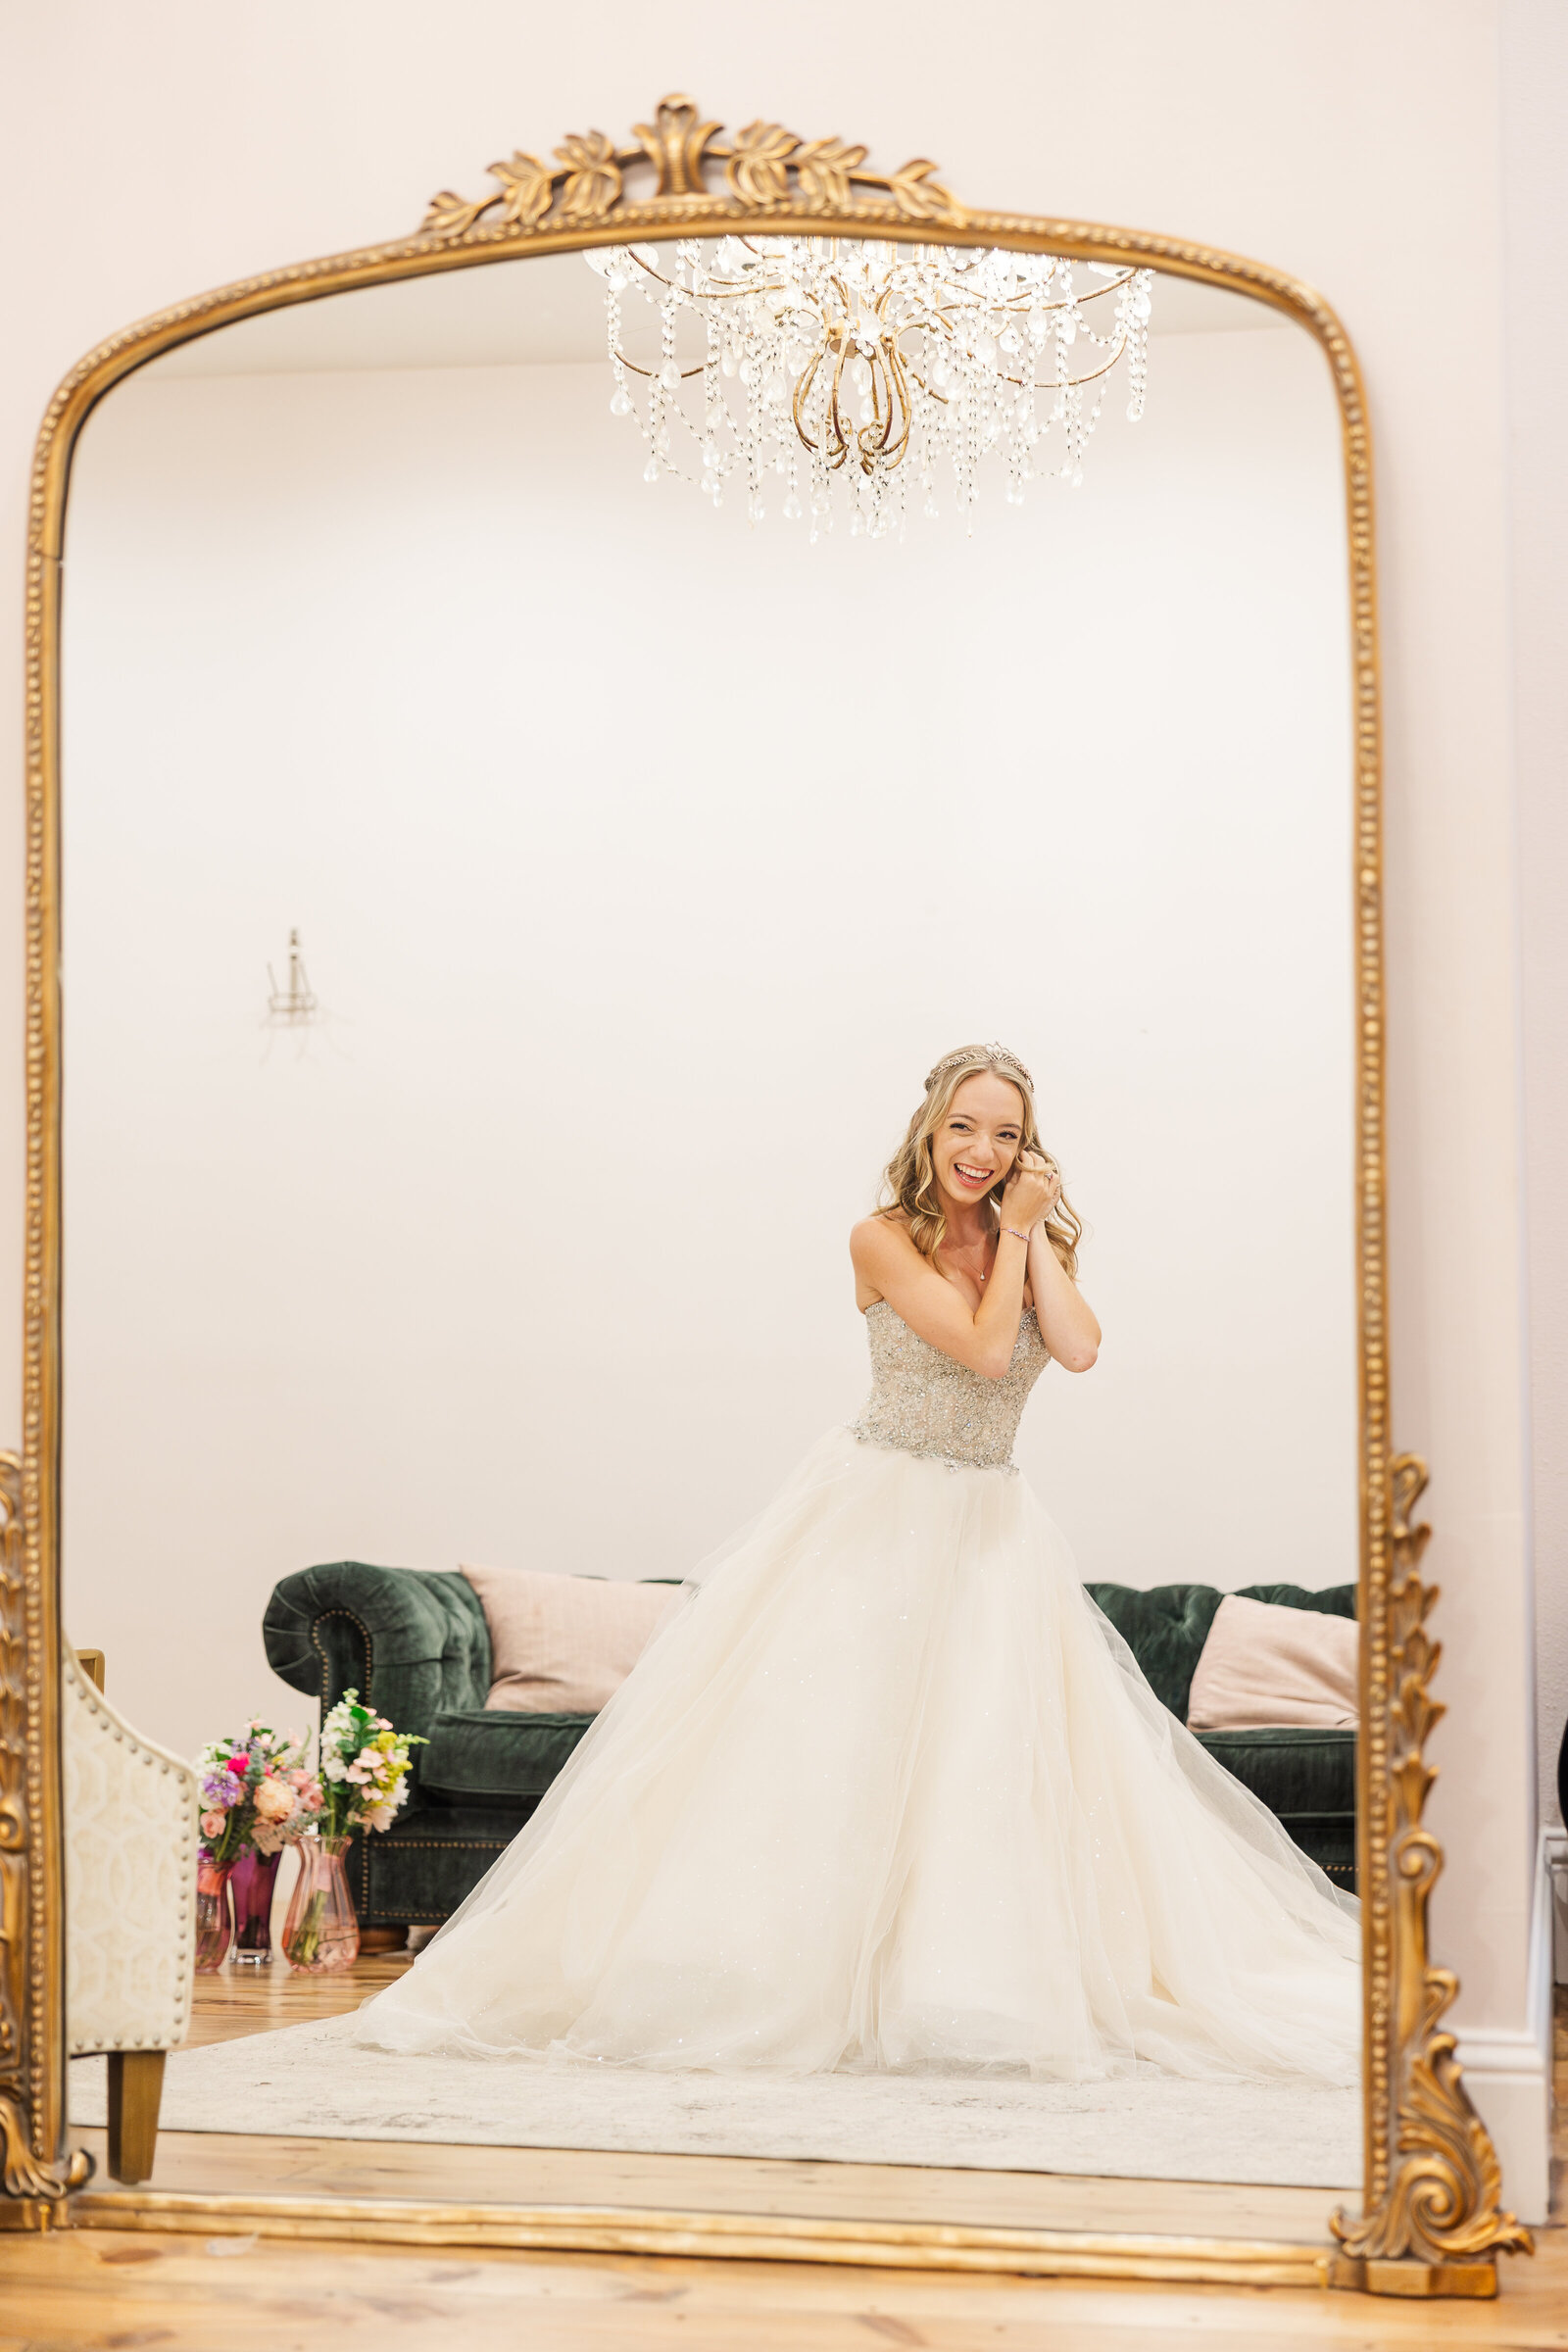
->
xmin=929 ymin=1071 xmax=1027 ymax=1215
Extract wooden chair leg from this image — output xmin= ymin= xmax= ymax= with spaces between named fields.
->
xmin=106 ymin=2049 xmax=166 ymax=2184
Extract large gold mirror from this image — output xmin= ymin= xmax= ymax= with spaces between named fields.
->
xmin=2 ymin=96 xmax=1533 ymax=2295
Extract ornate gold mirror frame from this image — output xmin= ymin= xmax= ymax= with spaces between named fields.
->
xmin=1 ymin=95 xmax=1535 ymax=2296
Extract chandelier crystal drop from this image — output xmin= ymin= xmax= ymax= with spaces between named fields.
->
xmin=587 ymin=236 xmax=1153 ymax=539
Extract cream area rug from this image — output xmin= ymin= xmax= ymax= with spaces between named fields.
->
xmin=70 ymin=2017 xmax=1360 ymax=2188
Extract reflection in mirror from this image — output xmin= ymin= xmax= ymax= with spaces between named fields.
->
xmin=60 ymin=237 xmax=1361 ymax=2194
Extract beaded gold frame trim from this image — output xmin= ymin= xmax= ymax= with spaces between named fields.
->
xmin=2 ymin=96 xmax=1533 ymax=2292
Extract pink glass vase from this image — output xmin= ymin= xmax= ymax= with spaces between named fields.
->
xmin=194 ymin=1855 xmax=234 ymax=1973
xmin=281 ymin=1835 xmax=360 ymax=1973
xmin=229 ymin=1848 xmax=281 ymax=1965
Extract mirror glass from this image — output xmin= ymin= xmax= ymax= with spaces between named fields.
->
xmin=58 ymin=237 xmax=1362 ymax=2203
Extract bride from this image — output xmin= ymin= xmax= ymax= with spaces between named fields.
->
xmin=351 ymin=1042 xmax=1360 ymax=2082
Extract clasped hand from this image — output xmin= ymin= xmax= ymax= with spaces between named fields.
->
xmin=1001 ymin=1150 xmax=1061 ymax=1231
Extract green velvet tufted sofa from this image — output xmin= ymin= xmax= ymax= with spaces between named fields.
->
xmin=263 ymin=1565 xmax=1356 ymax=1934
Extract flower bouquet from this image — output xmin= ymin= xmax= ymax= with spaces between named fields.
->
xmin=194 ymin=1722 xmax=323 ymax=1970
xmin=280 ymin=1690 xmax=424 ymax=1973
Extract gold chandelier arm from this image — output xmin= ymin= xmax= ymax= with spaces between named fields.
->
xmin=825 ymin=339 xmax=855 ymax=467
xmin=611 ymin=348 xmax=708 ymax=382
xmin=876 ymin=341 xmax=914 ymax=466
xmin=791 ymin=348 xmax=827 ymax=451
xmin=926 ymin=278 xmax=1133 ymax=318
xmin=860 ymin=362 xmax=893 ymax=465
xmin=897 ymin=329 xmax=1129 ymax=410
xmin=1001 ymin=336 xmax=1131 ymax=395
xmin=906 ymin=368 xmax=948 ymax=409
xmin=626 ymin=248 xmax=793 ymax=307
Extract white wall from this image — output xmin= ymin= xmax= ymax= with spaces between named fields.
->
xmin=59 ymin=320 xmax=1354 ymax=1763
xmin=1505 ymin=0 xmax=1568 ymax=1841
xmin=1 ymin=0 xmax=1553 ymax=2212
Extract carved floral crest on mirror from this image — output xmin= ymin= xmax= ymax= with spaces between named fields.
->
xmin=0 ymin=93 xmax=1534 ymax=2295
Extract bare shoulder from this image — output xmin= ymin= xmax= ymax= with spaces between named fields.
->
xmin=850 ymin=1210 xmax=912 ymax=1267
xmin=851 ymin=1212 xmax=921 ymax=1310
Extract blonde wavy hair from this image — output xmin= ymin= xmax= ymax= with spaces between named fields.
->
xmin=876 ymin=1043 xmax=1082 ymax=1279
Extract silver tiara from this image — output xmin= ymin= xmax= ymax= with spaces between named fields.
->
xmin=925 ymin=1042 xmax=1034 ymax=1090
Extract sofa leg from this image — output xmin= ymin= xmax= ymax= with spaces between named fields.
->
xmin=107 ymin=2049 xmax=166 ymax=2184
xmin=359 ymin=1925 xmax=409 ymax=1953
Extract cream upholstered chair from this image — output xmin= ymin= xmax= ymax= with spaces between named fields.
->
xmin=62 ymin=1647 xmax=199 ymax=2181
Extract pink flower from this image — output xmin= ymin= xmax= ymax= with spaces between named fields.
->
xmin=362 ymin=1801 xmax=397 ymax=1834
xmin=200 ymin=1810 xmax=225 ymax=1839
xmin=253 ymin=1778 xmax=296 ymax=1826
xmin=225 ymin=1755 xmax=248 ymax=1777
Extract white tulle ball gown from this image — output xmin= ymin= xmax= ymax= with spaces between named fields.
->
xmin=351 ymin=1303 xmax=1360 ymax=2083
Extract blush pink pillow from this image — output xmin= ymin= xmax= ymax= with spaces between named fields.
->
xmin=1187 ymin=1592 xmax=1358 ymax=1732
xmin=462 ymin=1563 xmax=679 ymax=1714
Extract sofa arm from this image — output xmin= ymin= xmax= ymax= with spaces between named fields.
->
xmin=63 ymin=1645 xmax=198 ymax=2056
xmin=264 ymin=1563 xmax=492 ymax=1773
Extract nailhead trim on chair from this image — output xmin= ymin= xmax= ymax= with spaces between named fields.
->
xmin=311 ymin=1606 xmax=373 ymax=1709
xmin=385 ymin=1838 xmax=510 ymax=1848
xmin=359 ymin=1834 xmax=513 ymax=1933
xmin=65 ymin=1648 xmax=198 ymax=2052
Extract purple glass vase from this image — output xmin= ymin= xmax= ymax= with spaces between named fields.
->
xmin=229 ymin=1847 xmax=282 ymax=1965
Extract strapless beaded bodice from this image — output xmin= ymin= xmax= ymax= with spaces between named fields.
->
xmin=849 ymin=1301 xmax=1050 ymax=1473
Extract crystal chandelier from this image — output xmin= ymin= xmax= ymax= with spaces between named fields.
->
xmin=587 ymin=236 xmax=1153 ymax=538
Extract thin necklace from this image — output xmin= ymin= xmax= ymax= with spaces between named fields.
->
xmin=948 ymin=1229 xmax=997 ymax=1285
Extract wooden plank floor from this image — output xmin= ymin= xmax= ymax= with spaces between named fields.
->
xmin=178 ymin=1945 xmax=416 ymax=2046
xmin=5 ymin=1961 xmax=1556 ymax=2347
xmin=67 ymin=2121 xmax=1356 ymax=2242
xmin=3 ymin=2227 xmax=1564 ymax=2350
